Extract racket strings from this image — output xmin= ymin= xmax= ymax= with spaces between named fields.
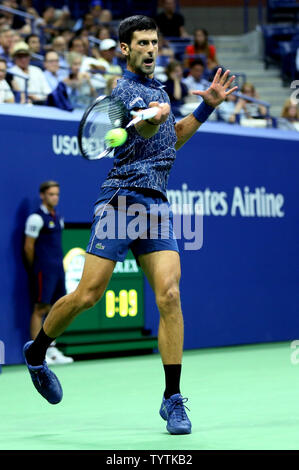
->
xmin=79 ymin=97 xmax=125 ymax=160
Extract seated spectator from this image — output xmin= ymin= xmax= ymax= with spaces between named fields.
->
xmin=0 ymin=27 xmax=14 ymax=68
xmin=217 ymin=93 xmax=239 ymax=123
xmin=202 ymin=56 xmax=223 ymax=82
xmin=9 ymin=41 xmax=51 ymax=104
xmin=81 ymin=12 xmax=96 ymax=33
xmin=26 ymin=34 xmax=44 ymax=69
xmin=182 ymin=59 xmax=210 ymax=97
xmin=164 ymin=60 xmax=189 ymax=116
xmin=69 ymin=36 xmax=86 ymax=56
xmin=95 ymin=38 xmax=122 ymax=78
xmin=63 ymin=51 xmax=97 ymax=109
xmin=61 ymin=29 xmax=75 ymax=47
xmin=155 ymin=0 xmax=189 ymax=38
xmin=44 ymin=50 xmax=68 ymax=92
xmin=34 ymin=7 xmax=57 ymax=42
xmin=184 ymin=29 xmax=217 ymax=69
xmin=26 ymin=34 xmax=42 ymax=56
xmin=0 ymin=58 xmax=14 ymax=103
xmin=276 ymin=98 xmax=299 ymax=131
xmin=97 ymin=26 xmax=111 ymax=41
xmin=100 ymin=9 xmax=112 ymax=24
xmin=281 ymin=98 xmax=299 ymax=122
xmin=233 ymin=82 xmax=267 ymax=120
xmin=69 ymin=36 xmax=100 ymax=77
xmin=51 ymin=35 xmax=69 ymax=71
xmin=80 ymin=38 xmax=122 ymax=92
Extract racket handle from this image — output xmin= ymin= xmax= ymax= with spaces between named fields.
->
xmin=127 ymin=106 xmax=159 ymax=127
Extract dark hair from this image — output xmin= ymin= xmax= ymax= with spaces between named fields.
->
xmin=190 ymin=58 xmax=205 ymax=68
xmin=193 ymin=28 xmax=209 ymax=56
xmin=118 ymin=15 xmax=157 ymax=45
xmin=69 ymin=36 xmax=83 ymax=49
xmin=194 ymin=28 xmax=208 ymax=37
xmin=39 ymin=181 xmax=60 ymax=193
xmin=25 ymin=34 xmax=39 ymax=44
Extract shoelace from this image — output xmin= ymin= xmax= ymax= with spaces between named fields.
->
xmin=169 ymin=397 xmax=190 ymax=421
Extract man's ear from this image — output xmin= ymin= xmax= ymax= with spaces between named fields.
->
xmin=120 ymin=42 xmax=130 ymax=57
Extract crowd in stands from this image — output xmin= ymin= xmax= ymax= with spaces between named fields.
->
xmin=0 ymin=0 xmax=298 ymax=131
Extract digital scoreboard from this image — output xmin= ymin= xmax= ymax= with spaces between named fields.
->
xmin=56 ymin=226 xmax=157 ymax=356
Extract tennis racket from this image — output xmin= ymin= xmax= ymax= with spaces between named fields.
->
xmin=78 ymin=95 xmax=159 ymax=160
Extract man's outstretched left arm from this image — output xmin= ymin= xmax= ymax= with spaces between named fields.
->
xmin=175 ymin=69 xmax=237 ymax=150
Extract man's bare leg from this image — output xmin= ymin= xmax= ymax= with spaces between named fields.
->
xmin=138 ymin=250 xmax=191 ymax=434
xmin=30 ymin=303 xmax=51 ymax=339
xmin=138 ymin=250 xmax=183 ymax=366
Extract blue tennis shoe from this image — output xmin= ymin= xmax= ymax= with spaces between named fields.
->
xmin=160 ymin=393 xmax=192 ymax=434
xmin=23 ymin=341 xmax=63 ymax=404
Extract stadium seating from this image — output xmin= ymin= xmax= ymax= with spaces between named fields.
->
xmin=279 ymin=35 xmax=299 ymax=82
xmin=262 ymin=23 xmax=299 ymax=83
xmin=103 ymin=0 xmax=158 ymax=19
xmin=262 ymin=24 xmax=299 ymax=68
xmin=267 ymin=0 xmax=299 ymax=23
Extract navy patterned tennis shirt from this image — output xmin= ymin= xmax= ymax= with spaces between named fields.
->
xmin=101 ymin=70 xmax=177 ymax=198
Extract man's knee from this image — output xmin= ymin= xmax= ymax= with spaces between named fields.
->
xmin=72 ymin=288 xmax=103 ymax=311
xmin=156 ymin=282 xmax=181 ymax=313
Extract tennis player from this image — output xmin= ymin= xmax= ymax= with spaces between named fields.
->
xmin=23 ymin=16 xmax=237 ymax=435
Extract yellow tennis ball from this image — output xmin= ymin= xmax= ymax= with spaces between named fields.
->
xmin=105 ymin=128 xmax=127 ymax=147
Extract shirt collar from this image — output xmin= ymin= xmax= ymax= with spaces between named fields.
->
xmin=123 ymin=69 xmax=165 ymax=89
xmin=40 ymin=204 xmax=50 ymax=214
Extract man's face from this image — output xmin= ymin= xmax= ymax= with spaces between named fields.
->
xmin=191 ymin=64 xmax=204 ymax=80
xmin=0 ymin=61 xmax=6 ymax=81
xmin=101 ymin=47 xmax=115 ymax=63
xmin=72 ymin=39 xmax=84 ymax=55
xmin=53 ymin=36 xmax=66 ymax=53
xmin=0 ymin=30 xmax=13 ymax=50
xmin=41 ymin=187 xmax=60 ymax=209
xmin=84 ymin=13 xmax=94 ymax=27
xmin=14 ymin=53 xmax=30 ymax=70
xmin=43 ymin=7 xmax=55 ymax=22
xmin=122 ymin=29 xmax=158 ymax=78
xmin=44 ymin=51 xmax=59 ymax=73
xmin=164 ymin=0 xmax=175 ymax=14
xmin=28 ymin=36 xmax=40 ymax=53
